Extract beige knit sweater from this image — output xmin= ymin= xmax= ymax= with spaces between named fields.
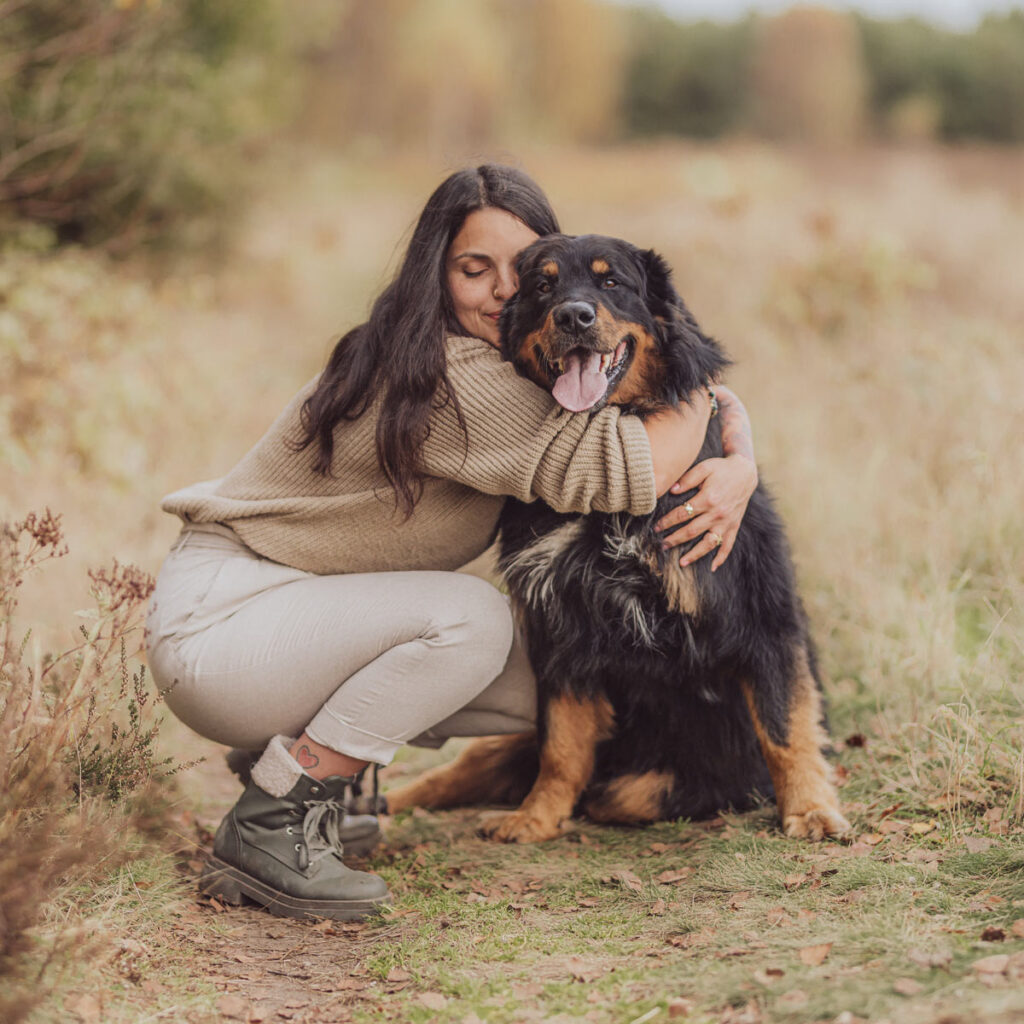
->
xmin=162 ymin=335 xmax=656 ymax=575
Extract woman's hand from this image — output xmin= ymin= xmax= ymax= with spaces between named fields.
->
xmin=656 ymin=454 xmax=758 ymax=571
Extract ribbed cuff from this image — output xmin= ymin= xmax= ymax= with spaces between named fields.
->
xmin=619 ymin=415 xmax=658 ymax=515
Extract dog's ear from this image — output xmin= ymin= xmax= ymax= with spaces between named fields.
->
xmin=635 ymin=246 xmax=731 ymax=391
xmin=636 ymin=247 xmax=681 ymax=320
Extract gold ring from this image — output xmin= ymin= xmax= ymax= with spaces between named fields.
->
xmin=709 ymin=531 xmax=723 ymax=547
xmin=683 ymin=502 xmax=695 ymax=518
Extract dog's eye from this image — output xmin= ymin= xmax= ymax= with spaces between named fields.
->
xmin=602 ymin=277 xmax=617 ymax=289
xmin=537 ymin=280 xmax=552 ymax=295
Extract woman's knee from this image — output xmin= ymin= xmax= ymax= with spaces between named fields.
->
xmin=426 ymin=574 xmax=514 ymax=667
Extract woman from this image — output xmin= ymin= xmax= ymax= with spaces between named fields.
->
xmin=147 ymin=165 xmax=758 ymax=921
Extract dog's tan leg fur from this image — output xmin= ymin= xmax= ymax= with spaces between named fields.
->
xmin=480 ymin=694 xmax=615 ymax=843
xmin=385 ymin=733 xmax=536 ymax=814
xmin=583 ymin=771 xmax=673 ymax=824
xmin=742 ymin=649 xmax=850 ymax=841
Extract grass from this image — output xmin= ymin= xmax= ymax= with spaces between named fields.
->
xmin=2 ymin=139 xmax=1022 ymax=1022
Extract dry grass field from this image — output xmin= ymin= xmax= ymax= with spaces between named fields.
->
xmin=2 ymin=141 xmax=1023 ymax=1023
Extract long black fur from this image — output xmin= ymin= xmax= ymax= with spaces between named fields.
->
xmin=495 ymin=235 xmax=822 ymax=822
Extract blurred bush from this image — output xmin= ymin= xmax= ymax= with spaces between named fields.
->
xmin=622 ymin=10 xmax=753 ymax=138
xmin=0 ymin=0 xmax=333 ymax=251
xmin=620 ymin=5 xmax=1024 ymax=145
xmin=0 ymin=244 xmax=161 ymax=476
xmin=859 ymin=11 xmax=1024 ymax=142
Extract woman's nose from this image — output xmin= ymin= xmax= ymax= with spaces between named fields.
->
xmin=493 ymin=268 xmax=518 ymax=301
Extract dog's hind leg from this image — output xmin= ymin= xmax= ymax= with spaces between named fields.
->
xmin=480 ymin=694 xmax=615 ymax=843
xmin=742 ymin=646 xmax=850 ymax=841
xmin=384 ymin=733 xmax=537 ymax=814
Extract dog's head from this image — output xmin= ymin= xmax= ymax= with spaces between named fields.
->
xmin=500 ymin=234 xmax=727 ymax=413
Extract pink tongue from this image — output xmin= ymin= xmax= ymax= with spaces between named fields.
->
xmin=552 ymin=350 xmax=608 ymax=411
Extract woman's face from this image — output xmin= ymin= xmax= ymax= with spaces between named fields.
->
xmin=445 ymin=207 xmax=540 ymax=347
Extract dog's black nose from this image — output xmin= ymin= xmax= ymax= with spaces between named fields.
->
xmin=553 ymin=301 xmax=597 ymax=333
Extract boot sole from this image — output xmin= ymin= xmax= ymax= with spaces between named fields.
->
xmin=199 ymin=856 xmax=390 ymax=921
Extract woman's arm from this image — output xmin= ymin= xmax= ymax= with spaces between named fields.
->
xmin=656 ymin=385 xmax=758 ymax=572
xmin=642 ymin=389 xmax=714 ymax=496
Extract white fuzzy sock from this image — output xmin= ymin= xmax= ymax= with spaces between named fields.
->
xmin=250 ymin=735 xmax=303 ymax=798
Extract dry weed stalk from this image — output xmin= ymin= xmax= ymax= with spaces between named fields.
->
xmin=0 ymin=509 xmax=180 ymax=1024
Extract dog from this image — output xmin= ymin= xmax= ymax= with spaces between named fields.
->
xmin=385 ymin=234 xmax=850 ymax=843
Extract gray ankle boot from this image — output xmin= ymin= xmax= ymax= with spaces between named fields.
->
xmin=224 ymin=747 xmax=383 ymax=857
xmin=200 ymin=774 xmax=391 ymax=921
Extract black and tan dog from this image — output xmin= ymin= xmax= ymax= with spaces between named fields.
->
xmin=386 ymin=234 xmax=850 ymax=843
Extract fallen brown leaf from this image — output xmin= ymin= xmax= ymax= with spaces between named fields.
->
xmin=893 ymin=978 xmax=923 ymax=996
xmin=972 ymin=954 xmax=1010 ymax=975
xmin=386 ymin=968 xmax=412 ymax=983
xmin=65 ymin=995 xmax=102 ymax=1023
xmin=798 ymin=942 xmax=832 ymax=966
xmin=614 ymin=869 xmax=644 ymax=893
xmin=649 ymin=898 xmax=667 ymax=916
xmin=907 ymin=947 xmax=952 ymax=969
xmin=879 ymin=819 xmax=909 ymax=834
xmin=728 ymin=890 xmax=752 ymax=910
xmin=782 ymin=873 xmax=805 ymax=890
xmin=511 ymin=982 xmax=544 ymax=998
xmin=981 ymin=926 xmax=1006 ymax=942
xmin=667 ymin=997 xmax=695 ymax=1018
xmin=776 ymin=989 xmax=808 ymax=1009
xmin=216 ymin=995 xmax=249 ymax=1020
xmin=859 ymin=833 xmax=884 ymax=846
xmin=752 ymin=967 xmax=784 ymax=986
xmin=765 ymin=906 xmax=793 ymax=927
xmin=418 ymin=992 xmax=447 ymax=1011
xmin=668 ymin=930 xmax=713 ymax=949
xmin=1011 ymin=919 xmax=1024 ymax=938
xmin=657 ymin=868 xmax=695 ymax=885
xmin=963 ymin=836 xmax=995 ymax=854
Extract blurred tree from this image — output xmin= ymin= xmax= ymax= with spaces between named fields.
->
xmin=750 ymin=7 xmax=868 ymax=144
xmin=302 ymin=0 xmax=623 ymax=153
xmin=857 ymin=12 xmax=1024 ymax=143
xmin=509 ymin=0 xmax=625 ymax=143
xmin=940 ymin=12 xmax=1024 ymax=142
xmin=622 ymin=9 xmax=753 ymax=138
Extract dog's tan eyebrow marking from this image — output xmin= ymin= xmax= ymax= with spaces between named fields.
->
xmin=542 ymin=261 xmax=559 ymax=277
xmin=591 ymin=258 xmax=610 ymax=275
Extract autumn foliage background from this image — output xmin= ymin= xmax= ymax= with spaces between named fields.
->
xmin=1 ymin=2 xmax=1023 ymax=1022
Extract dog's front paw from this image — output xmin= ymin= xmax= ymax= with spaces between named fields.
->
xmin=479 ymin=809 xmax=562 ymax=843
xmin=782 ymin=804 xmax=851 ymax=841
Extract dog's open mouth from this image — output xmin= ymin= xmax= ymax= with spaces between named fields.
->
xmin=550 ymin=338 xmax=631 ymax=412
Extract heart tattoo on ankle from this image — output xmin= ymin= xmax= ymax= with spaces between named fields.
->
xmin=295 ymin=744 xmax=320 ymax=770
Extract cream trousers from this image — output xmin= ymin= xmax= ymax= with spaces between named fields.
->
xmin=145 ymin=523 xmax=536 ymax=764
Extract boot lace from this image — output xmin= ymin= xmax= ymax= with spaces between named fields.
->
xmin=299 ymin=797 xmax=347 ymax=870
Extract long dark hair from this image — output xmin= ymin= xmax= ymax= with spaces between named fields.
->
xmin=294 ymin=164 xmax=561 ymax=516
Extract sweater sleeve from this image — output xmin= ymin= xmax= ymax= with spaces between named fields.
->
xmin=418 ymin=336 xmax=657 ymax=515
